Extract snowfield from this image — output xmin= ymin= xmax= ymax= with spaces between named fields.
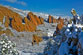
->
xmin=68 ymin=24 xmax=83 ymax=28
xmin=0 ymin=6 xmax=83 ymax=55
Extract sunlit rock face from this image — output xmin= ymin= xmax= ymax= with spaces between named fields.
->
xmin=58 ymin=17 xmax=64 ymax=23
xmin=27 ymin=12 xmax=38 ymax=26
xmin=25 ymin=12 xmax=44 ymax=32
xmin=53 ymin=18 xmax=57 ymax=23
xmin=0 ymin=11 xmax=4 ymax=24
xmin=48 ymin=15 xmax=57 ymax=23
xmin=0 ymin=6 xmax=22 ymax=20
xmin=48 ymin=15 xmax=52 ymax=23
xmin=0 ymin=6 xmax=44 ymax=32
xmin=56 ymin=17 xmax=64 ymax=33
xmin=4 ymin=16 xmax=10 ymax=27
xmin=47 ymin=15 xmax=64 ymax=32
xmin=39 ymin=17 xmax=44 ymax=24
xmin=0 ymin=6 xmax=22 ymax=26
xmin=34 ymin=15 xmax=41 ymax=25
xmin=32 ymin=34 xmax=43 ymax=46
xmin=11 ymin=16 xmax=23 ymax=32
xmin=24 ymin=17 xmax=36 ymax=32
xmin=27 ymin=12 xmax=44 ymax=25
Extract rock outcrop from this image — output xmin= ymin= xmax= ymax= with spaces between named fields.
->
xmin=48 ymin=15 xmax=64 ymax=31
xmin=27 ymin=12 xmax=38 ymax=26
xmin=48 ymin=15 xmax=57 ymax=23
xmin=4 ymin=16 xmax=10 ymax=27
xmin=53 ymin=18 xmax=57 ymax=23
xmin=27 ymin=12 xmax=44 ymax=25
xmin=0 ymin=6 xmax=44 ymax=32
xmin=34 ymin=15 xmax=41 ymax=25
xmin=26 ymin=12 xmax=44 ymax=31
xmin=39 ymin=17 xmax=44 ymax=24
xmin=0 ymin=11 xmax=4 ymax=24
xmin=11 ymin=16 xmax=23 ymax=32
xmin=24 ymin=17 xmax=36 ymax=32
xmin=0 ymin=28 xmax=14 ymax=36
xmin=56 ymin=17 xmax=64 ymax=31
xmin=32 ymin=34 xmax=43 ymax=46
xmin=48 ymin=15 xmax=52 ymax=23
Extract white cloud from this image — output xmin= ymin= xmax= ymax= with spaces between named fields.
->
xmin=56 ymin=14 xmax=65 ymax=16
xmin=5 ymin=0 xmax=27 ymax=6
xmin=17 ymin=1 xmax=27 ymax=6
xmin=5 ymin=0 xmax=17 ymax=3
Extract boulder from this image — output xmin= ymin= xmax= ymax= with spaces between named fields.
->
xmin=32 ymin=34 xmax=43 ymax=46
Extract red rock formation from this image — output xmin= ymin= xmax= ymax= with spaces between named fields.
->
xmin=57 ymin=23 xmax=63 ymax=30
xmin=26 ymin=12 xmax=44 ymax=31
xmin=4 ymin=16 xmax=10 ymax=27
xmin=32 ymin=34 xmax=43 ymax=46
xmin=34 ymin=15 xmax=41 ymax=25
xmin=53 ymin=18 xmax=57 ymax=23
xmin=48 ymin=15 xmax=52 ymax=23
xmin=48 ymin=15 xmax=57 ymax=23
xmin=24 ymin=17 xmax=32 ymax=32
xmin=27 ymin=12 xmax=38 ymax=26
xmin=0 ymin=11 xmax=4 ymax=23
xmin=24 ymin=17 xmax=36 ymax=32
xmin=11 ymin=16 xmax=23 ymax=32
xmin=0 ymin=6 xmax=44 ymax=32
xmin=39 ymin=17 xmax=44 ymax=24
xmin=56 ymin=17 xmax=64 ymax=31
xmin=58 ymin=17 xmax=64 ymax=25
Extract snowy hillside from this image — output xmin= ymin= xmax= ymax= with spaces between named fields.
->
xmin=0 ymin=5 xmax=82 ymax=55
xmin=5 ymin=6 xmax=59 ymax=20
xmin=5 ymin=6 xmax=48 ymax=19
xmin=5 ymin=6 xmax=30 ymax=17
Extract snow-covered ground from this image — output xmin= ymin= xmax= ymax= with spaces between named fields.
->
xmin=68 ymin=24 xmax=83 ymax=28
xmin=1 ymin=19 xmax=83 ymax=55
xmin=0 ymin=5 xmax=82 ymax=55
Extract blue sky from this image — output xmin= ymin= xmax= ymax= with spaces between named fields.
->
xmin=0 ymin=0 xmax=83 ymax=17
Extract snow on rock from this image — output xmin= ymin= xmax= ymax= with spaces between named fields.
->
xmin=18 ymin=51 xmax=38 ymax=55
xmin=43 ymin=35 xmax=63 ymax=55
xmin=67 ymin=32 xmax=72 ymax=38
xmin=37 ymin=22 xmax=56 ymax=37
xmin=79 ymin=32 xmax=83 ymax=49
xmin=59 ymin=24 xmax=83 ymax=55
xmin=0 ymin=5 xmax=82 ymax=55
xmin=59 ymin=42 xmax=69 ymax=55
xmin=47 ymin=29 xmax=56 ymax=37
xmin=68 ymin=24 xmax=83 ymax=28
